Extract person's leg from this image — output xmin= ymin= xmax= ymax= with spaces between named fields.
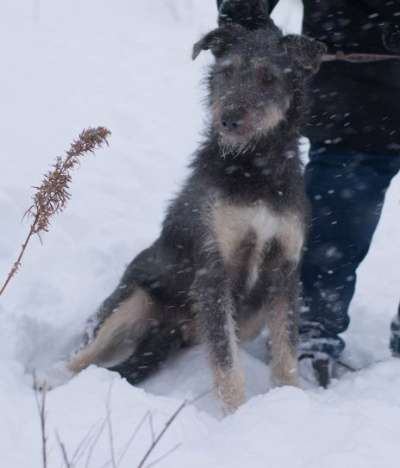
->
xmin=217 ymin=0 xmax=272 ymax=29
xmin=300 ymin=148 xmax=400 ymax=367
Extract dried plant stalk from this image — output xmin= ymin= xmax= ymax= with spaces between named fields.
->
xmin=0 ymin=127 xmax=111 ymax=297
xmin=137 ymin=400 xmax=187 ymax=468
xmin=33 ymin=374 xmax=48 ymax=468
xmin=56 ymin=432 xmax=73 ymax=468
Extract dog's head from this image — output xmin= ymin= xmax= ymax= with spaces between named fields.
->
xmin=193 ymin=20 xmax=326 ymax=148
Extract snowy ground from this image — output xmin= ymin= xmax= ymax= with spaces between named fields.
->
xmin=1 ymin=1 xmax=400 ymax=467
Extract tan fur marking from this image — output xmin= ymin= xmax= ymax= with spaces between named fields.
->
xmin=214 ymin=365 xmax=246 ymax=413
xmin=256 ymin=104 xmax=287 ymax=134
xmin=211 ymin=202 xmax=304 ymax=289
xmin=68 ymin=289 xmax=156 ymax=373
xmin=277 ymin=213 xmax=305 ymax=262
xmin=212 ymin=201 xmax=279 ymax=267
xmin=266 ymin=305 xmax=299 ymax=387
xmin=209 ymin=305 xmax=245 ymax=412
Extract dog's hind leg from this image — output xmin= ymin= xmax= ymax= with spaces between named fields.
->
xmin=67 ymin=286 xmax=159 ymax=374
xmin=33 ymin=283 xmax=159 ymax=390
xmin=109 ymin=320 xmax=192 ymax=384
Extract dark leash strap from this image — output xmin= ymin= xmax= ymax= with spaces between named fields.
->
xmin=322 ymin=51 xmax=400 ymax=64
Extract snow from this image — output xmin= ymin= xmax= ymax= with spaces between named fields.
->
xmin=271 ymin=0 xmax=304 ymax=35
xmin=1 ymin=1 xmax=400 ymax=467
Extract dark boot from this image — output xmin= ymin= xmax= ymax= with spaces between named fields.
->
xmin=390 ymin=305 xmax=400 ymax=356
xmin=298 ymin=321 xmax=345 ymax=388
xmin=217 ymin=0 xmax=271 ymax=30
xmin=298 ymin=351 xmax=334 ymax=388
xmin=312 ymin=357 xmax=333 ymax=388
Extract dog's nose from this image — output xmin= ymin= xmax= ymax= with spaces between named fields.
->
xmin=221 ymin=112 xmax=243 ymax=132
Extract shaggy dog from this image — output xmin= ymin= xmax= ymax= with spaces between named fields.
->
xmin=41 ymin=19 xmax=325 ymax=412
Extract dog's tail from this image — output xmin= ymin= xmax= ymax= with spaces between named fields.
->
xmin=109 ymin=322 xmax=187 ymax=384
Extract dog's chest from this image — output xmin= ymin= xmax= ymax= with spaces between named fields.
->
xmin=212 ymin=202 xmax=277 ymax=253
xmin=211 ymin=200 xmax=303 ymax=286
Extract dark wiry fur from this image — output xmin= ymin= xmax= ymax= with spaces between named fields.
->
xmin=65 ymin=20 xmax=326 ymax=411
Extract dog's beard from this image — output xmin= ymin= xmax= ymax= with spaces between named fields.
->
xmin=218 ymin=132 xmax=260 ymax=159
xmin=216 ymin=106 xmax=286 ymax=158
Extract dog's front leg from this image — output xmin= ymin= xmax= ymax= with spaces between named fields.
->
xmin=194 ymin=252 xmax=245 ymax=412
xmin=262 ymin=241 xmax=300 ymax=388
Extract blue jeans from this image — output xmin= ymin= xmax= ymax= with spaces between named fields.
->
xmin=300 ymin=147 xmax=400 ymax=358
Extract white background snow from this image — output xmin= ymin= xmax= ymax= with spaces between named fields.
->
xmin=1 ymin=1 xmax=400 ymax=467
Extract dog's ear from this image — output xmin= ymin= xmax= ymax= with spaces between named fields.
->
xmin=192 ymin=25 xmax=244 ymax=60
xmin=280 ymin=35 xmax=327 ymax=75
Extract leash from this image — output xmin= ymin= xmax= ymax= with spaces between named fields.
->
xmin=322 ymin=51 xmax=400 ymax=64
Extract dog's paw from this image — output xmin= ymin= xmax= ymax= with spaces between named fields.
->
xmin=32 ymin=362 xmax=74 ymax=391
xmin=215 ymin=368 xmax=246 ymax=414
